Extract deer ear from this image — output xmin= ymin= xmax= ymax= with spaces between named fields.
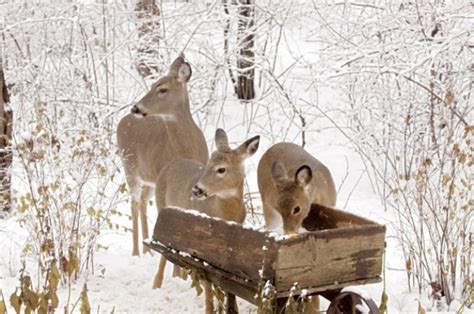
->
xmin=215 ymin=128 xmax=229 ymax=151
xmin=271 ymin=161 xmax=288 ymax=183
xmin=237 ymin=135 xmax=260 ymax=159
xmin=168 ymin=55 xmax=185 ymax=76
xmin=177 ymin=62 xmax=192 ymax=83
xmin=295 ymin=165 xmax=312 ymax=187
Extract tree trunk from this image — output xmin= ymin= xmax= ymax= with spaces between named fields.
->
xmin=135 ymin=0 xmax=161 ymax=78
xmin=236 ymin=0 xmax=255 ymax=100
xmin=0 ymin=63 xmax=12 ymax=215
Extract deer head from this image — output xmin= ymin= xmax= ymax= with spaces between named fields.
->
xmin=191 ymin=129 xmax=260 ymax=201
xmin=270 ymin=161 xmax=313 ymax=234
xmin=131 ymin=54 xmax=192 ymax=117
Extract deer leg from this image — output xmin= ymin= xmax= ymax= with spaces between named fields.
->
xmin=204 ymin=282 xmax=214 ymax=314
xmin=127 ymin=176 xmax=141 ymax=257
xmin=226 ymin=292 xmax=238 ymax=314
xmin=153 ymin=255 xmax=167 ymax=289
xmin=172 ymin=265 xmax=180 ymax=277
xmin=131 ymin=198 xmax=140 ymax=256
xmin=139 ymin=186 xmax=152 ymax=255
xmin=172 ymin=266 xmax=178 ymax=277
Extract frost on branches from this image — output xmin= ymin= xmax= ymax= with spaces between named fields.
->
xmin=314 ymin=0 xmax=472 ymax=305
xmin=2 ymin=1 xmax=128 ymax=287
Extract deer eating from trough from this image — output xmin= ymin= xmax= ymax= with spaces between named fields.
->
xmin=257 ymin=142 xmax=336 ymax=312
xmin=116 ymin=54 xmax=209 ymax=257
xmin=257 ymin=142 xmax=336 ymax=235
xmin=154 ymin=128 xmax=260 ymax=313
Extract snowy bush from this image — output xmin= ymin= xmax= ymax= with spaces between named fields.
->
xmin=312 ymin=0 xmax=473 ymax=305
xmin=2 ymin=1 xmax=130 ymax=288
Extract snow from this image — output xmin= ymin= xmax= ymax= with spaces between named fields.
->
xmin=262 ymin=281 xmax=274 ymax=297
xmin=301 ymin=289 xmax=308 ymax=298
xmin=267 ymin=231 xmax=290 ymax=241
xmin=0 ymin=217 xmax=256 ymax=313
xmin=355 ymin=304 xmax=370 ymax=314
xmin=178 ymin=251 xmax=192 ymax=259
xmin=20 ymin=131 xmax=32 ymax=141
xmin=167 ymin=206 xmax=213 ymax=219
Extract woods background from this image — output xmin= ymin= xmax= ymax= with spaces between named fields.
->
xmin=0 ymin=0 xmax=472 ymax=312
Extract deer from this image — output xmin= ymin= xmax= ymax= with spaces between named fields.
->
xmin=257 ymin=142 xmax=336 ymax=313
xmin=116 ymin=54 xmax=209 ymax=257
xmin=153 ymin=128 xmax=260 ymax=314
xmin=257 ymin=142 xmax=336 ymax=235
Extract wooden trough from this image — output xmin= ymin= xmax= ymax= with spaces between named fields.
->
xmin=145 ymin=204 xmax=385 ymax=312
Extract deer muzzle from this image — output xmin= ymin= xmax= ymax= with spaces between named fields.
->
xmin=191 ymin=185 xmax=207 ymax=200
xmin=131 ymin=105 xmax=147 ymax=117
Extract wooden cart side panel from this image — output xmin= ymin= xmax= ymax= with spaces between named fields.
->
xmin=322 ymin=206 xmax=380 ymax=225
xmin=153 ymin=207 xmax=278 ymax=282
xmin=146 ymin=241 xmax=258 ymax=304
xmin=275 ymin=226 xmax=385 ymax=292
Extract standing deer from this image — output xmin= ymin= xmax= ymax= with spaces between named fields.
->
xmin=154 ymin=128 xmax=260 ymax=313
xmin=117 ymin=54 xmax=209 ymax=257
xmin=257 ymin=142 xmax=336 ymax=234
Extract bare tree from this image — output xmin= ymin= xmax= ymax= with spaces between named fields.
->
xmin=0 ymin=62 xmax=12 ymax=215
xmin=135 ymin=0 xmax=161 ymax=78
xmin=236 ymin=0 xmax=255 ymax=100
xmin=224 ymin=0 xmax=256 ymax=100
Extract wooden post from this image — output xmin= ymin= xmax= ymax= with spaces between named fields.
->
xmin=0 ymin=62 xmax=13 ymax=215
xmin=135 ymin=0 xmax=161 ymax=78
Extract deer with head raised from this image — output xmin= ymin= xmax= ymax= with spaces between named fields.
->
xmin=257 ymin=142 xmax=336 ymax=235
xmin=117 ymin=54 xmax=209 ymax=257
xmin=154 ymin=128 xmax=260 ymax=313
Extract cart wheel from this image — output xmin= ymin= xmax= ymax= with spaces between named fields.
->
xmin=327 ymin=290 xmax=380 ymax=314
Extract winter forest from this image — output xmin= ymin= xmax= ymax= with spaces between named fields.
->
xmin=0 ymin=0 xmax=472 ymax=313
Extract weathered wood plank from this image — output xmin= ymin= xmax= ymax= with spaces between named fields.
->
xmin=145 ymin=240 xmax=259 ymax=303
xmin=275 ymin=229 xmax=385 ymax=292
xmin=153 ymin=207 xmax=278 ymax=282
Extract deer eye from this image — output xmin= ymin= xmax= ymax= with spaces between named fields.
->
xmin=158 ymin=88 xmax=168 ymax=94
xmin=292 ymin=206 xmax=301 ymax=215
xmin=217 ymin=167 xmax=226 ymax=174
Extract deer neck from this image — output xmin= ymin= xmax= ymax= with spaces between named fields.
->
xmin=161 ymin=95 xmax=194 ymax=123
xmin=211 ymin=181 xmax=245 ymax=223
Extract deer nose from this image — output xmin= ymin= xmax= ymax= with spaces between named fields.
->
xmin=131 ymin=105 xmax=141 ymax=115
xmin=192 ymin=185 xmax=206 ymax=199
xmin=283 ymin=223 xmax=299 ymax=236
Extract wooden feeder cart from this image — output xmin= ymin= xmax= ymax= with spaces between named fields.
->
xmin=145 ymin=204 xmax=386 ymax=313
